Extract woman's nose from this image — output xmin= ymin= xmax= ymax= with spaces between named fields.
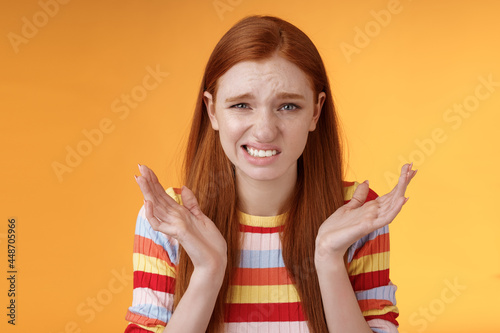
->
xmin=251 ymin=109 xmax=279 ymax=142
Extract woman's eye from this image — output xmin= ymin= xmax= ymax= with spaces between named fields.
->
xmin=230 ymin=103 xmax=249 ymax=109
xmin=280 ymin=103 xmax=299 ymax=111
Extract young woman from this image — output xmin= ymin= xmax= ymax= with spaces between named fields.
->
xmin=124 ymin=15 xmax=416 ymax=333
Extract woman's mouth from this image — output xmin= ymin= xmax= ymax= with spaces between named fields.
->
xmin=243 ymin=145 xmax=279 ymax=157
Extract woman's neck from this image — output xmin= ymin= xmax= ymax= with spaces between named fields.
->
xmin=235 ymin=167 xmax=297 ymax=217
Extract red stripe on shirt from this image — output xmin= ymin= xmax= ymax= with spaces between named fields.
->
xmin=225 ymin=302 xmax=305 ymax=322
xmin=124 ymin=323 xmax=151 ymax=333
xmin=232 ymin=267 xmax=293 ymax=286
xmin=125 ymin=311 xmax=167 ymax=328
xmin=365 ymin=312 xmax=399 ymax=326
xmin=133 ymin=235 xmax=174 ymax=267
xmin=352 ymin=233 xmax=390 ymax=260
xmin=358 ymin=299 xmax=394 ymax=312
xmin=239 ymin=224 xmax=284 ymax=234
xmin=133 ymin=271 xmax=175 ymax=294
xmin=349 ymin=269 xmax=390 ymax=291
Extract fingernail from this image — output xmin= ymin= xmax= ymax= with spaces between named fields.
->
xmin=138 ymin=164 xmax=141 ymax=172
xmin=404 ymin=197 xmax=409 ymax=204
xmin=364 ymin=180 xmax=369 ymax=185
xmin=409 ymin=162 xmax=413 ymax=169
xmin=134 ymin=175 xmax=138 ymax=182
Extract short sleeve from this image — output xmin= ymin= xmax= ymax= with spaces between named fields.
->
xmin=344 ymin=181 xmax=399 ymax=333
xmin=124 ymin=188 xmax=182 ymax=333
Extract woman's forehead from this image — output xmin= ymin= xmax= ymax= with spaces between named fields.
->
xmin=216 ymin=56 xmax=314 ymax=100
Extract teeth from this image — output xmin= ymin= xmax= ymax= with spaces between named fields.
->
xmin=246 ymin=146 xmax=278 ymax=157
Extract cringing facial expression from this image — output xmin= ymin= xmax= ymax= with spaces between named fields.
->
xmin=204 ymin=54 xmax=325 ymax=184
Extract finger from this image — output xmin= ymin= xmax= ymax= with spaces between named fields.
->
xmin=136 ymin=173 xmax=174 ymax=221
xmin=378 ymin=193 xmax=407 ymax=216
xmin=386 ymin=195 xmax=406 ymax=221
xmin=142 ymin=163 xmax=161 ymax=184
xmin=180 ymin=186 xmax=204 ymax=219
xmin=138 ymin=165 xmax=194 ymax=226
xmin=140 ymin=164 xmax=166 ymax=197
xmin=405 ymin=163 xmax=419 ymax=183
xmin=139 ymin=164 xmax=165 ymax=200
xmin=374 ymin=195 xmax=406 ymax=228
xmin=377 ymin=164 xmax=417 ymax=207
xmin=345 ymin=180 xmax=370 ymax=209
xmin=394 ymin=163 xmax=413 ymax=197
xmin=136 ymin=173 xmax=156 ymax=203
xmin=139 ymin=164 xmax=178 ymax=208
xmin=143 ymin=199 xmax=161 ymax=230
xmin=144 ymin=199 xmax=177 ymax=236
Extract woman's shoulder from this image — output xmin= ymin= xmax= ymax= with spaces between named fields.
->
xmin=342 ymin=180 xmax=379 ymax=203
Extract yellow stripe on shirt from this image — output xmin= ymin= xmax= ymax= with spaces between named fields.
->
xmin=128 ymin=322 xmax=166 ymax=333
xmin=348 ymin=251 xmax=390 ymax=276
xmin=165 ymin=187 xmax=182 ymax=204
xmin=228 ymin=284 xmax=301 ymax=304
xmin=343 ymin=181 xmax=360 ymax=201
xmin=362 ymin=305 xmax=399 ymax=317
xmin=133 ymin=253 xmax=176 ymax=277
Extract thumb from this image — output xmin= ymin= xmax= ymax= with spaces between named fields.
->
xmin=180 ymin=186 xmax=204 ymax=218
xmin=345 ymin=180 xmax=370 ymax=209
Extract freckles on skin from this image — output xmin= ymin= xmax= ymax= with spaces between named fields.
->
xmin=217 ymin=58 xmax=315 ymax=108
xmin=246 ymin=72 xmax=286 ymax=98
xmin=209 ymin=55 xmax=322 ymax=183
xmin=217 ymin=58 xmax=315 ymax=149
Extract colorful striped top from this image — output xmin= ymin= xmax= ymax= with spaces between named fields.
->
xmin=124 ymin=181 xmax=399 ymax=333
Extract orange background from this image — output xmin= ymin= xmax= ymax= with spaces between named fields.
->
xmin=1 ymin=0 xmax=499 ymax=332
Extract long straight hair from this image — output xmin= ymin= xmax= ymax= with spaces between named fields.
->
xmin=177 ymin=15 xmax=346 ymax=333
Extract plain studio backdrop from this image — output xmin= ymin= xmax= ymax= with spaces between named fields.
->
xmin=1 ymin=0 xmax=499 ymax=332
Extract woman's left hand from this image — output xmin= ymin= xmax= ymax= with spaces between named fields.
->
xmin=315 ymin=163 xmax=417 ymax=264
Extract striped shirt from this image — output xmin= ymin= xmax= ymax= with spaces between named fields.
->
xmin=124 ymin=181 xmax=399 ymax=332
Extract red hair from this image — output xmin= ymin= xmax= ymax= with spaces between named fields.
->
xmin=177 ymin=15 xmax=346 ymax=333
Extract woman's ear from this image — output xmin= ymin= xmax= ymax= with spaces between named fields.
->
xmin=203 ymin=91 xmax=219 ymax=130
xmin=309 ymin=91 xmax=326 ymax=131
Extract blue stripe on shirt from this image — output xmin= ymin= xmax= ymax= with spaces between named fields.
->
xmin=135 ymin=206 xmax=179 ymax=264
xmin=239 ymin=249 xmax=285 ymax=268
xmin=347 ymin=225 xmax=389 ymax=263
xmin=355 ymin=284 xmax=397 ymax=304
xmin=127 ymin=303 xmax=172 ymax=323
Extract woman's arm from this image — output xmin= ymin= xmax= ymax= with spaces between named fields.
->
xmin=161 ymin=265 xmax=225 ymax=333
xmin=316 ymin=256 xmax=373 ymax=332
xmin=134 ymin=165 xmax=228 ymax=333
xmin=315 ymin=163 xmax=416 ymax=332
xmin=124 ymin=202 xmax=225 ymax=333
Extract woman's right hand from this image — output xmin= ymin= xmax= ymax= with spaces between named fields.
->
xmin=135 ymin=164 xmax=227 ymax=278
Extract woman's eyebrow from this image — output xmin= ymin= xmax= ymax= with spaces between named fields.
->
xmin=225 ymin=93 xmax=254 ymax=103
xmin=276 ymin=92 xmax=305 ymax=100
xmin=225 ymin=92 xmax=305 ymax=103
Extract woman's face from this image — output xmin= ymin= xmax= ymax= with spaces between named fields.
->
xmin=204 ymin=54 xmax=325 ymax=184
